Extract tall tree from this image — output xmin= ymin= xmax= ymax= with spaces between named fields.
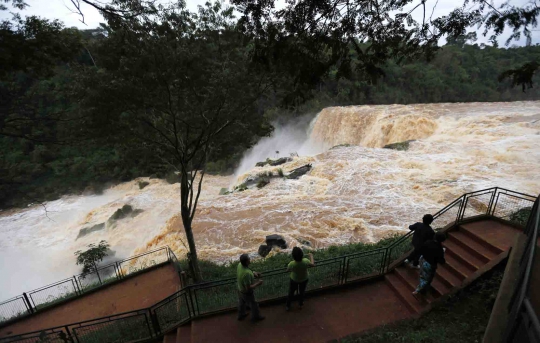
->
xmin=75 ymin=2 xmax=274 ymax=281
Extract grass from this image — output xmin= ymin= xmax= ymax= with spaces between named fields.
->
xmin=179 ymin=234 xmax=406 ymax=282
xmin=72 ymin=314 xmax=153 ymax=343
xmin=339 ymin=262 xmax=506 ymax=343
xmin=508 ymin=207 xmax=532 ymax=227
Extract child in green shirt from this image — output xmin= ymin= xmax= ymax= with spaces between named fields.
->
xmin=286 ymin=247 xmax=315 ymax=311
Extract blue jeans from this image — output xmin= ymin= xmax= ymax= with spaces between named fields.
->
xmin=415 ymin=260 xmax=435 ymax=293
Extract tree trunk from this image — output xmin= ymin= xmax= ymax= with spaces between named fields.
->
xmin=182 ymin=217 xmax=202 ymax=282
xmin=180 ymin=171 xmax=203 ymax=282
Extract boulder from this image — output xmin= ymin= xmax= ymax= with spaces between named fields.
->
xmin=165 ymin=171 xmax=180 ymax=184
xmin=265 ymin=234 xmax=287 ymax=249
xmin=287 ymin=164 xmax=312 ymax=179
xmin=258 ymin=245 xmax=272 ymax=257
xmin=219 ymin=187 xmax=230 ymax=195
xmin=296 ymin=237 xmax=312 ymax=247
xmin=330 ymin=144 xmax=352 ymax=150
xmin=138 ymin=181 xmax=150 ymax=189
xmin=269 ymin=157 xmax=292 ymax=166
xmin=255 ymin=161 xmax=269 ymax=167
xmin=76 ymin=223 xmax=105 ymax=240
xmin=107 ymin=205 xmax=142 ymax=225
xmin=256 ymin=179 xmax=270 ymax=189
xmin=383 ymin=140 xmax=415 ymax=151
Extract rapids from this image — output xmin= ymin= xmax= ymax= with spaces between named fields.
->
xmin=1 ymin=101 xmax=540 ymax=298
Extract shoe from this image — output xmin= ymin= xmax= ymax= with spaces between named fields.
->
xmin=412 ymin=291 xmax=419 ymax=298
xmin=404 ymin=259 xmax=410 ymax=264
xmin=413 ymin=265 xmax=420 ymax=270
xmin=237 ymin=313 xmax=248 ymax=321
xmin=252 ymin=316 xmax=265 ymax=322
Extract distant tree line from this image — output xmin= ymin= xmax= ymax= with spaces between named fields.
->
xmin=2 ymin=27 xmax=540 ymax=210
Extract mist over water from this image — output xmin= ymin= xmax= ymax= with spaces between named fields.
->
xmin=1 ymin=101 xmax=540 ymax=299
xmin=233 ymin=114 xmax=324 ymax=179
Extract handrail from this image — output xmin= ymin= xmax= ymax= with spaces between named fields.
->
xmin=0 ymin=246 xmax=176 ymax=326
xmin=0 ymin=187 xmax=536 ymax=343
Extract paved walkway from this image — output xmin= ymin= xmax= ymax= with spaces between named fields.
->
xmin=1 ymin=264 xmax=181 ymax=338
xmin=191 ymin=281 xmax=409 ymax=343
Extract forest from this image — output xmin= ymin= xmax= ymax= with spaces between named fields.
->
xmin=2 ymin=0 xmax=540 ymax=279
xmin=2 ymin=19 xmax=540 ymax=210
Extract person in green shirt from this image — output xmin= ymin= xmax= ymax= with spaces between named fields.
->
xmin=286 ymin=247 xmax=315 ymax=311
xmin=237 ymin=254 xmax=265 ymax=322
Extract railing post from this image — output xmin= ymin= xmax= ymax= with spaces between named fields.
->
xmin=72 ymin=277 xmax=81 ymax=295
xmin=149 ymin=309 xmax=161 ymax=335
xmin=456 ymin=195 xmax=466 ymax=223
xmin=22 ymin=292 xmax=34 ymax=314
xmin=64 ymin=325 xmax=75 ymax=343
xmin=95 ymin=268 xmax=102 ymax=286
xmin=116 ymin=262 xmax=123 ymax=278
xmin=382 ymin=248 xmax=389 ymax=274
xmin=487 ymin=187 xmax=498 ymax=216
xmin=341 ymin=256 xmax=347 ymax=285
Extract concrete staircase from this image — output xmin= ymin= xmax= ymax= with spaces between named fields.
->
xmin=385 ymin=222 xmax=506 ymax=315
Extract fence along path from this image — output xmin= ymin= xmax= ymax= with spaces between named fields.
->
xmin=0 ymin=187 xmax=537 ymax=343
xmin=0 ymin=247 xmax=174 ymax=325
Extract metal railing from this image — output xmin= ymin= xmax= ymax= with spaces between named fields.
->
xmin=0 ymin=247 xmax=174 ymax=326
xmin=503 ymin=196 xmax=540 ymax=342
xmin=0 ymin=187 xmax=536 ymax=343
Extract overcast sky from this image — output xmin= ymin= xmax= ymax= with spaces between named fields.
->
xmin=0 ymin=0 xmax=538 ymax=46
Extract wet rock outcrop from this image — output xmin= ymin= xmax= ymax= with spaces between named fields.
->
xmin=287 ymin=164 xmax=312 ymax=179
xmin=266 ymin=234 xmax=287 ymax=249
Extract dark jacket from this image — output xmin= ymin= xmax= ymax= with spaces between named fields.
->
xmin=415 ymin=240 xmax=446 ymax=269
xmin=409 ymin=222 xmax=435 ymax=248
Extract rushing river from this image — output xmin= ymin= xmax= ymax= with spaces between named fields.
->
xmin=1 ymin=101 xmax=540 ymax=298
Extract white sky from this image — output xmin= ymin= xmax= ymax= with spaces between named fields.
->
xmin=0 ymin=0 xmax=538 ymax=46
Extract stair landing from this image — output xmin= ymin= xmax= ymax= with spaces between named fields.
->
xmin=161 ymin=219 xmax=522 ymax=343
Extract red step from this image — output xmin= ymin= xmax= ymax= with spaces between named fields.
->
xmin=434 ymin=265 xmax=462 ymax=289
xmin=385 ymin=273 xmax=424 ymax=314
xmin=444 ymin=253 xmax=475 ymax=278
xmin=458 ymin=225 xmax=505 ymax=255
xmin=443 ymin=240 xmax=484 ymax=271
xmin=430 ymin=273 xmax=452 ymax=297
xmin=448 ymin=231 xmax=497 ymax=263
xmin=394 ymin=267 xmax=437 ymax=303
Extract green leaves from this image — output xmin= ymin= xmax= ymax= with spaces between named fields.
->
xmin=74 ymin=240 xmax=110 ymax=274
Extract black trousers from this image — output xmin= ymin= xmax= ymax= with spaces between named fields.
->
xmin=286 ymin=279 xmax=308 ymax=307
xmin=238 ymin=290 xmax=261 ymax=319
xmin=407 ymin=244 xmax=421 ymax=266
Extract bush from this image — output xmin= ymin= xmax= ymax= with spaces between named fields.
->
xmin=165 ymin=171 xmax=180 ymax=184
